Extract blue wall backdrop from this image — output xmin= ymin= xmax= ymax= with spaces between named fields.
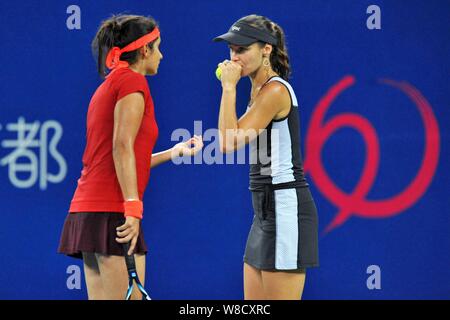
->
xmin=0 ymin=0 xmax=448 ymax=299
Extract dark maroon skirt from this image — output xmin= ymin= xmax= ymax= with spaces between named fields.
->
xmin=58 ymin=212 xmax=148 ymax=259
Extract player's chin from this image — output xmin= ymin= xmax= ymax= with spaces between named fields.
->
xmin=148 ymin=68 xmax=158 ymax=76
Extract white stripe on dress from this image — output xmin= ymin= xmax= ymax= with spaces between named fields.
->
xmin=275 ymin=188 xmax=299 ymax=269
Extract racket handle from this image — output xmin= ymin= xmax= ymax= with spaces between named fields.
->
xmin=122 ymin=242 xmax=137 ymax=271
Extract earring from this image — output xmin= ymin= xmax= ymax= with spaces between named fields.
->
xmin=263 ymin=57 xmax=270 ymax=78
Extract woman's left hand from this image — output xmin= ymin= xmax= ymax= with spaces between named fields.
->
xmin=172 ymin=135 xmax=203 ymax=157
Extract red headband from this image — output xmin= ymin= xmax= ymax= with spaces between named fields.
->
xmin=105 ymin=27 xmax=160 ymax=70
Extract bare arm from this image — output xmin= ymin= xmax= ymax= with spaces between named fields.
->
xmin=112 ymin=92 xmax=144 ymax=255
xmin=218 ymin=62 xmax=290 ymax=153
xmin=150 ymin=135 xmax=204 ymax=168
xmin=151 ymin=149 xmax=173 ymax=168
xmin=112 ymin=92 xmax=144 ymax=201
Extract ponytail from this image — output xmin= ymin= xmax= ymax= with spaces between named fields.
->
xmin=268 ymin=23 xmax=291 ymax=80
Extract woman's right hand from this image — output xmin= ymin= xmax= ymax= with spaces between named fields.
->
xmin=116 ymin=216 xmax=140 ymax=255
xmin=172 ymin=135 xmax=203 ymax=158
xmin=218 ymin=60 xmax=242 ymax=88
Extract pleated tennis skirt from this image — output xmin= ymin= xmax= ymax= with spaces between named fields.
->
xmin=58 ymin=212 xmax=148 ymax=259
xmin=244 ymin=187 xmax=319 ymax=272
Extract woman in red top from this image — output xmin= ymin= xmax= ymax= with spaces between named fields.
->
xmin=58 ymin=14 xmax=203 ymax=300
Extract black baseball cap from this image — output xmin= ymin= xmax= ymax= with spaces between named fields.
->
xmin=213 ymin=21 xmax=277 ymax=46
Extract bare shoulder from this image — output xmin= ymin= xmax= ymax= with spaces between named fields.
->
xmin=258 ymin=80 xmax=291 ymax=119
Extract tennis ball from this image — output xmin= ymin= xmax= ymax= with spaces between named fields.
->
xmin=215 ymin=66 xmax=222 ymax=80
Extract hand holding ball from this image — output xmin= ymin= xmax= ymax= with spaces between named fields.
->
xmin=215 ymin=61 xmax=241 ymax=83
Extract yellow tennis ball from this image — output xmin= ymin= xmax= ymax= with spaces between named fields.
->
xmin=215 ymin=66 xmax=222 ymax=80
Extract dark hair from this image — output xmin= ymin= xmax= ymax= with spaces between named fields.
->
xmin=238 ymin=15 xmax=291 ymax=80
xmin=91 ymin=14 xmax=159 ymax=79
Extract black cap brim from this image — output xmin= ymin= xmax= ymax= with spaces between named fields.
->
xmin=213 ymin=32 xmax=257 ymax=46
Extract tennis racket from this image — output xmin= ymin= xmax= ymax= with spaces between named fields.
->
xmin=122 ymin=242 xmax=151 ymax=300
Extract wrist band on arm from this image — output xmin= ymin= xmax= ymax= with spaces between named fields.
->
xmin=124 ymin=200 xmax=143 ymax=219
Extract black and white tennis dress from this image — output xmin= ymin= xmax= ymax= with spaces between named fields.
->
xmin=244 ymin=76 xmax=319 ymax=271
